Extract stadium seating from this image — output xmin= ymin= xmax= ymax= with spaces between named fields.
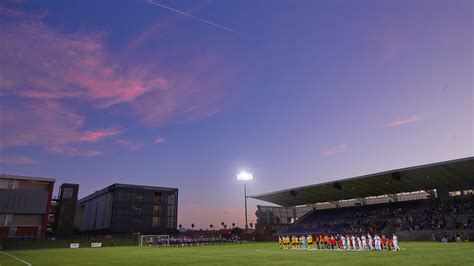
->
xmin=281 ymin=197 xmax=474 ymax=235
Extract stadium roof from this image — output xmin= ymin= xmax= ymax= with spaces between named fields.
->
xmin=250 ymin=157 xmax=474 ymax=207
xmin=0 ymin=174 xmax=55 ymax=183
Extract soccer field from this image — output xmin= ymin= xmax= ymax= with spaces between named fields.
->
xmin=1 ymin=242 xmax=473 ymax=266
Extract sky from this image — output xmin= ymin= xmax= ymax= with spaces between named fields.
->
xmin=0 ymin=0 xmax=472 ymax=229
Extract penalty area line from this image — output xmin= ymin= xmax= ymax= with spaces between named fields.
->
xmin=0 ymin=251 xmax=32 ymax=266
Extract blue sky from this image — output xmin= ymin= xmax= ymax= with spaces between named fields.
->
xmin=0 ymin=0 xmax=472 ymax=228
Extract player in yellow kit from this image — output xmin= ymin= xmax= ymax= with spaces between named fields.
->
xmin=307 ymin=234 xmax=313 ymax=249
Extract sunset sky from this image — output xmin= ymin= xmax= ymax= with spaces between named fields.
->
xmin=0 ymin=0 xmax=472 ymax=229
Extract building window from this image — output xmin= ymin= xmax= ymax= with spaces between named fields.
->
xmin=61 ymin=188 xmax=73 ymax=199
xmin=152 ymin=217 xmax=160 ymax=227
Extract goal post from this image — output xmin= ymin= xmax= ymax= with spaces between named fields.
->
xmin=139 ymin=235 xmax=170 ymax=247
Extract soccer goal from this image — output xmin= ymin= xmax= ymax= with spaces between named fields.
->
xmin=139 ymin=235 xmax=170 ymax=247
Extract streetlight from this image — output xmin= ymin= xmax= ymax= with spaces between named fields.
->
xmin=237 ymin=171 xmax=253 ymax=230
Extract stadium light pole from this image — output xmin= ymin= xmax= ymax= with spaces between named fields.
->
xmin=237 ymin=171 xmax=253 ymax=231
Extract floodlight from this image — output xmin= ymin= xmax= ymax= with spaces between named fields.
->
xmin=236 ymin=171 xmax=253 ymax=231
xmin=237 ymin=171 xmax=253 ymax=181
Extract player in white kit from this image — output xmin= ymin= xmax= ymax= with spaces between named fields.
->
xmin=356 ymin=235 xmax=362 ymax=251
xmin=346 ymin=235 xmax=351 ymax=250
xmin=361 ymin=234 xmax=367 ymax=250
xmin=341 ymin=235 xmax=346 ymax=250
xmin=351 ymin=235 xmax=357 ymax=250
xmin=374 ymin=234 xmax=381 ymax=251
xmin=368 ymin=234 xmax=373 ymax=250
xmin=392 ymin=234 xmax=400 ymax=251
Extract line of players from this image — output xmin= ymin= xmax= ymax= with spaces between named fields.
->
xmin=278 ymin=233 xmax=400 ymax=251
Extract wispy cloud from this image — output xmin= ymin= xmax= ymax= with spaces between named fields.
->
xmin=0 ymin=7 xmax=240 ymax=157
xmin=0 ymin=22 xmax=167 ymax=107
xmin=47 ymin=146 xmax=102 ymax=157
xmin=1 ymin=20 xmax=236 ymax=124
xmin=79 ymin=129 xmax=121 ymax=142
xmin=0 ymin=101 xmax=115 ymax=157
xmin=321 ymin=144 xmax=348 ymax=156
xmin=117 ymin=140 xmax=142 ymax=151
xmin=154 ymin=137 xmax=165 ymax=144
xmin=0 ymin=155 xmax=39 ymax=164
xmin=384 ymin=115 xmax=423 ymax=127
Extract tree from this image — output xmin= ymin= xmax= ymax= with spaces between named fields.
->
xmin=179 ymin=224 xmax=182 ymax=230
xmin=232 ymin=223 xmax=235 ymax=228
xmin=231 ymin=227 xmax=243 ymax=235
xmin=210 ymin=224 xmax=214 ymax=230
xmin=191 ymin=224 xmax=195 ymax=230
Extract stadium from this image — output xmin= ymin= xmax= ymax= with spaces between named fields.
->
xmin=1 ymin=157 xmax=473 ymax=265
xmin=1 ymin=0 xmax=473 ymax=265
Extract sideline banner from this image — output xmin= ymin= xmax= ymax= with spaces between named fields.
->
xmin=91 ymin=242 xmax=102 ymax=248
xmin=70 ymin=243 xmax=80 ymax=248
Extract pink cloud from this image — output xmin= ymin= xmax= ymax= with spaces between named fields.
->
xmin=116 ymin=140 xmax=142 ymax=151
xmin=223 ymin=208 xmax=238 ymax=216
xmin=154 ymin=137 xmax=165 ymax=144
xmin=385 ymin=115 xmax=423 ymax=127
xmin=0 ymin=101 xmax=115 ymax=157
xmin=79 ymin=129 xmax=121 ymax=142
xmin=0 ymin=12 xmax=241 ymax=157
xmin=0 ymin=156 xmax=39 ymax=164
xmin=1 ymin=20 xmax=236 ymax=125
xmin=0 ymin=22 xmax=167 ymax=107
xmin=321 ymin=144 xmax=348 ymax=156
xmin=131 ymin=52 xmax=235 ymax=126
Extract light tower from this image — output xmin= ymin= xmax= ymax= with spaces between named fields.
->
xmin=237 ymin=171 xmax=253 ymax=230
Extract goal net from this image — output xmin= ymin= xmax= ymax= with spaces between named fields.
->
xmin=139 ymin=235 xmax=170 ymax=247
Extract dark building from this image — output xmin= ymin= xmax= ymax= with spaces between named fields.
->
xmin=55 ymin=183 xmax=79 ymax=236
xmin=0 ymin=174 xmax=55 ymax=239
xmin=75 ymin=184 xmax=178 ymax=233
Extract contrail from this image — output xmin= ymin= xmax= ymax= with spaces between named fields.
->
xmin=146 ymin=0 xmax=241 ymax=35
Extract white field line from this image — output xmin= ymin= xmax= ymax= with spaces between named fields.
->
xmin=0 ymin=251 xmax=32 ymax=266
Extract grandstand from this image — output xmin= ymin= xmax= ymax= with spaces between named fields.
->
xmin=251 ymin=157 xmax=474 ymax=241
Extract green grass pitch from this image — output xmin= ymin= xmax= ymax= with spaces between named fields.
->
xmin=1 ymin=242 xmax=473 ymax=265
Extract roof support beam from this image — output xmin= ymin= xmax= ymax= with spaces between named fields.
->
xmin=424 ymin=189 xmax=436 ymax=199
xmin=387 ymin=194 xmax=399 ymax=201
xmin=356 ymin=197 xmax=367 ymax=205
